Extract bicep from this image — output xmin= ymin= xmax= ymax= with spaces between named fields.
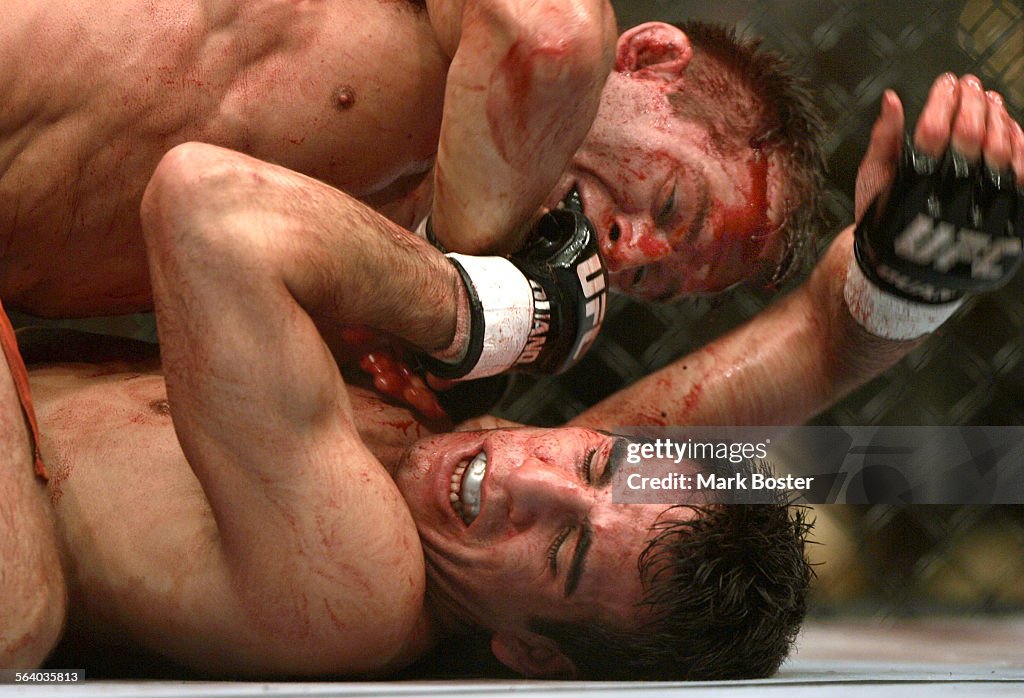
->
xmin=142 ymin=150 xmax=425 ymax=670
xmin=153 ymin=247 xmax=425 ymax=674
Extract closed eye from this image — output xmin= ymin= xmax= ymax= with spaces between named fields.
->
xmin=656 ymin=184 xmax=677 ymax=228
xmin=579 ymin=448 xmax=597 ymax=484
xmin=547 ymin=526 xmax=574 ymax=574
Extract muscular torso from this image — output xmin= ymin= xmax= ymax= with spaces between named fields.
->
xmin=29 ymin=359 xmax=441 ymax=674
xmin=1 ymin=0 xmax=446 ymax=317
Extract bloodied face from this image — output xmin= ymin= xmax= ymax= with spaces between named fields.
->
xmin=545 ymin=24 xmax=790 ymax=301
xmin=393 ymin=427 xmax=687 ymax=671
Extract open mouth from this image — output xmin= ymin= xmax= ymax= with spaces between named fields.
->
xmin=449 ymin=451 xmax=487 ymax=525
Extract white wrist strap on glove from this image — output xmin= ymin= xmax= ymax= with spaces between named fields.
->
xmin=429 ymin=253 xmax=536 ymax=380
xmin=844 ymin=257 xmax=963 ymax=340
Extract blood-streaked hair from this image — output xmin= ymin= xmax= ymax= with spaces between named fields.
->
xmin=669 ymin=21 xmax=828 ymax=288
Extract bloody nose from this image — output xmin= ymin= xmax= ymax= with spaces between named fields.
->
xmin=603 ymin=217 xmax=672 ymax=271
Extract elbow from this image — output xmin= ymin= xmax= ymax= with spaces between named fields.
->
xmin=141 ymin=142 xmax=275 ymax=280
xmin=142 ymin=142 xmax=238 ymax=255
xmin=533 ymin=2 xmax=615 ymax=79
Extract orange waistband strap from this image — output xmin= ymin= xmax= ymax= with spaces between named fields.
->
xmin=0 ymin=298 xmax=47 ymax=481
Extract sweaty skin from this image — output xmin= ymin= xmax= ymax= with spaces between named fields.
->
xmin=0 ymin=0 xmax=446 ymax=316
xmin=4 ymin=67 xmax=1020 ymax=673
xmin=538 ymin=21 xmax=791 ymax=301
xmin=4 ymin=142 xmax=760 ymax=677
xmin=28 ymin=358 xmax=441 ymax=674
xmin=0 ymin=0 xmax=614 ymax=317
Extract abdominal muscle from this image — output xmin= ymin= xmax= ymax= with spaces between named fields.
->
xmin=28 ymin=360 xmax=439 ymax=672
xmin=0 ymin=0 xmax=446 ymax=318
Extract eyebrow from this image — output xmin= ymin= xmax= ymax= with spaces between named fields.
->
xmin=687 ymin=184 xmax=711 ymax=246
xmin=564 ymin=436 xmax=627 ymax=596
xmin=597 ymin=436 xmax=627 ymax=488
xmin=564 ymin=525 xmax=592 ymax=598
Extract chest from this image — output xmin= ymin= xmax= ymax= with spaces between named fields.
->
xmin=2 ymin=0 xmax=447 ymax=221
xmin=31 ymin=367 xmax=434 ymax=666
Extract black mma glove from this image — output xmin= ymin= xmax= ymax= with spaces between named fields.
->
xmin=419 ymin=209 xmax=608 ymax=380
xmin=847 ymin=139 xmax=1022 ymax=339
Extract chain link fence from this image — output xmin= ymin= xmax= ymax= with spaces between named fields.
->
xmin=494 ymin=0 xmax=1024 ymax=616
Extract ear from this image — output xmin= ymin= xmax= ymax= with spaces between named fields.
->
xmin=491 ymin=630 xmax=578 ymax=678
xmin=615 ymin=22 xmax=692 ymax=80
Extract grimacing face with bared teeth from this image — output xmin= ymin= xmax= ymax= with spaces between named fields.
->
xmin=392 ymin=427 xmax=695 ymax=641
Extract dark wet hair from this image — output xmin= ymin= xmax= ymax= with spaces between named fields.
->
xmin=532 ymin=462 xmax=814 ymax=680
xmin=669 ymin=20 xmax=828 ymax=288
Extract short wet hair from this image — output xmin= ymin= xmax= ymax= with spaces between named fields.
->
xmin=669 ymin=20 xmax=828 ymax=288
xmin=533 ymin=465 xmax=814 ymax=680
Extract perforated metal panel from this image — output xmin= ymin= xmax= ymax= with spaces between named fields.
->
xmin=494 ymin=0 xmax=1024 ymax=614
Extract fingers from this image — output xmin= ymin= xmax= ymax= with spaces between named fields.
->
xmin=914 ymin=73 xmax=1023 ymax=186
xmin=854 ymin=90 xmax=905 ymax=221
xmin=913 ymin=73 xmax=960 ymax=158
xmin=867 ymin=89 xmax=907 ymax=164
xmin=359 ymin=349 xmax=450 ymax=422
xmin=981 ymin=91 xmax=1013 ymax=175
xmin=1011 ymin=114 xmax=1024 ymax=186
xmin=949 ymin=75 xmax=987 ymax=162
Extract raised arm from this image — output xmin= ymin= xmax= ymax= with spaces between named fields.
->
xmin=572 ymin=73 xmax=1023 ymax=430
xmin=424 ymin=0 xmax=616 ymax=254
xmin=140 ymin=143 xmax=464 ymax=675
xmin=569 ymin=227 xmax=899 ymax=428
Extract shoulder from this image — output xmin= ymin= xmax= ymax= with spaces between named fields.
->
xmin=229 ymin=472 xmax=428 ymax=676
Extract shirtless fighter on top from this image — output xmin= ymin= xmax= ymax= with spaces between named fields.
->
xmin=0 ymin=0 xmax=822 ymax=318
xmin=3 ymin=0 xmax=836 ymax=420
xmin=4 ymin=1 xmax=1020 ymax=410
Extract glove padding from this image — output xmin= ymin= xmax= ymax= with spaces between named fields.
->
xmin=421 ymin=208 xmax=607 ymax=380
xmin=854 ymin=138 xmax=1023 ymax=304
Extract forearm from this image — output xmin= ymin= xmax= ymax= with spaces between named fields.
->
xmin=279 ymin=196 xmax=463 ymax=355
xmin=572 ymin=227 xmax=920 ymax=429
xmin=141 ymin=143 xmax=464 ymax=483
xmin=141 ymin=145 xmax=429 ymax=669
xmin=428 ymin=0 xmax=616 ymax=254
xmin=575 ymin=70 xmax=1021 ymax=431
xmin=150 ymin=147 xmax=461 ymax=355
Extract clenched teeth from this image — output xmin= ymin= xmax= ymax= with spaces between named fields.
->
xmin=449 ymin=452 xmax=487 ymax=525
